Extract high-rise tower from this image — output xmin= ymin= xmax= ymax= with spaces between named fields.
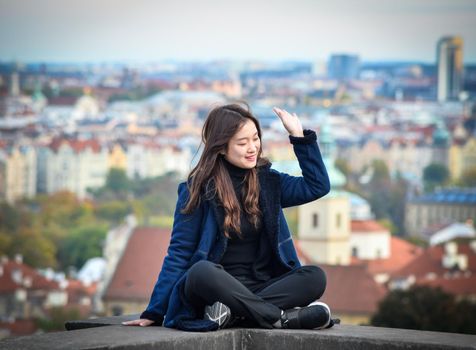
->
xmin=437 ymin=36 xmax=463 ymax=102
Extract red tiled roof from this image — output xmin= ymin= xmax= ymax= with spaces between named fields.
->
xmin=353 ymin=236 xmax=423 ymax=275
xmin=48 ymin=96 xmax=78 ymax=106
xmin=66 ymin=279 xmax=97 ymax=304
xmin=49 ymin=138 xmax=102 ymax=153
xmin=418 ymin=274 xmax=476 ymax=297
xmin=389 ymin=137 xmax=419 ymax=146
xmin=407 ymin=125 xmax=434 ymax=138
xmin=351 ymin=220 xmax=388 ymax=233
xmin=320 ymin=264 xmax=387 ymax=315
xmin=364 ymin=125 xmax=394 ymax=133
xmin=104 ymin=227 xmax=171 ymax=301
xmin=392 ymin=243 xmax=476 ymax=279
xmin=0 ymin=260 xmax=59 ymax=293
xmin=0 ymin=319 xmax=38 ymax=336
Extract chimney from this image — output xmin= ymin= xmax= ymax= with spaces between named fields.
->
xmin=470 ymin=240 xmax=476 ymax=254
xmin=442 ymin=241 xmax=468 ymax=271
xmin=14 ymin=254 xmax=23 ymax=264
xmin=11 ymin=268 xmax=22 ymax=284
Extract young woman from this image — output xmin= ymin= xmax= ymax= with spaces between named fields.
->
xmin=123 ymin=103 xmax=334 ymax=331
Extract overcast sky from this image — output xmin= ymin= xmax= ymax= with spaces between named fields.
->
xmin=1 ymin=0 xmax=475 ymax=63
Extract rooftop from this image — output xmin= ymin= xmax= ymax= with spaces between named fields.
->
xmin=104 ymin=227 xmax=171 ymax=301
xmin=411 ymin=188 xmax=476 ymax=205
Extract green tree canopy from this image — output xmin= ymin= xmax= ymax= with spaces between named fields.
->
xmin=423 ymin=163 xmax=449 ymax=192
xmin=9 ymin=227 xmax=57 ymax=268
xmin=95 ymin=200 xmax=131 ymax=223
xmin=58 ymin=225 xmax=108 ymax=270
xmin=335 ymin=158 xmax=350 ymax=176
xmin=371 ymin=285 xmax=476 ymax=334
xmin=459 ymin=166 xmax=476 ymax=187
xmin=105 ymin=168 xmax=131 ymax=193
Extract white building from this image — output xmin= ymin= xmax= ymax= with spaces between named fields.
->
xmin=0 ymin=143 xmax=37 ymax=204
xmin=37 ymin=138 xmax=108 ymax=198
xmin=126 ymin=142 xmax=192 ymax=180
xmin=350 ymin=220 xmax=391 ymax=260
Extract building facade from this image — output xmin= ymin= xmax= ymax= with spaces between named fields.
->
xmin=437 ymin=36 xmax=464 ymax=102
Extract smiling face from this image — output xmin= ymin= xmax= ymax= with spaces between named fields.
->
xmin=224 ymin=119 xmax=261 ymax=169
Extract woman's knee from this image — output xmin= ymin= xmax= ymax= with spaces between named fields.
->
xmin=187 ymin=260 xmax=222 ymax=289
xmin=298 ymin=265 xmax=327 ymax=298
xmin=188 ymin=260 xmax=216 ymax=279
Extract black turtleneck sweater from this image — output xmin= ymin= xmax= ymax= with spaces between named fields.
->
xmin=219 ymin=157 xmax=274 ymax=290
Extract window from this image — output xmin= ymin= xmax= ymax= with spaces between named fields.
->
xmin=336 ymin=213 xmax=342 ymax=228
xmin=312 ymin=213 xmax=319 ymax=228
xmin=376 ymin=249 xmax=382 ymax=259
xmin=352 ymin=247 xmax=358 ymax=257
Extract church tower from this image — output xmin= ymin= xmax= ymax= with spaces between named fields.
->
xmin=297 ymin=123 xmax=351 ymax=265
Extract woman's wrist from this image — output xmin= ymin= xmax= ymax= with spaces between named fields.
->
xmin=289 ymin=129 xmax=317 ymax=145
xmin=290 ymin=130 xmax=304 ymax=137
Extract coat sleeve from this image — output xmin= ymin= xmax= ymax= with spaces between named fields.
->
xmin=140 ymin=182 xmax=203 ymax=324
xmin=271 ymin=129 xmax=330 ymax=209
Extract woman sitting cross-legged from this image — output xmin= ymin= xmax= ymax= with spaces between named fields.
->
xmin=123 ymin=103 xmax=337 ymax=331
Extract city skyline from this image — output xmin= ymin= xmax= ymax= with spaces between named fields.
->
xmin=1 ymin=0 xmax=476 ymax=63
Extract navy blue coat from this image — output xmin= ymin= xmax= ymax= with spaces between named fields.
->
xmin=140 ymin=129 xmax=330 ymax=331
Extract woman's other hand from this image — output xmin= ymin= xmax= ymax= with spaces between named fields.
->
xmin=273 ymin=107 xmax=304 ymax=137
xmin=122 ymin=318 xmax=155 ymax=327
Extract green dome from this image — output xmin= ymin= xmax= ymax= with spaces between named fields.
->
xmin=433 ymin=120 xmax=451 ymax=146
xmin=32 ymin=81 xmax=46 ymax=102
xmin=320 ymin=123 xmax=334 ymax=144
xmin=324 ymin=158 xmax=346 ymax=188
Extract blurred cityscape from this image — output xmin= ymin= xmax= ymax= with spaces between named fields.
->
xmin=1 ymin=35 xmax=476 ymax=338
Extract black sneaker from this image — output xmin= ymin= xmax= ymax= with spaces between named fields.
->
xmin=281 ymin=301 xmax=332 ymax=329
xmin=204 ymin=301 xmax=232 ymax=329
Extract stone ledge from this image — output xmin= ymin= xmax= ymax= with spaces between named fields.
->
xmin=0 ymin=315 xmax=475 ymax=350
xmin=65 ymin=314 xmax=139 ymax=330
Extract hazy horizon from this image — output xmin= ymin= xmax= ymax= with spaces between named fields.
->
xmin=1 ymin=0 xmax=476 ymax=64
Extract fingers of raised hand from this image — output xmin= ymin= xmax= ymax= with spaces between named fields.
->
xmin=273 ymin=107 xmax=298 ymax=121
xmin=273 ymin=107 xmax=290 ymax=119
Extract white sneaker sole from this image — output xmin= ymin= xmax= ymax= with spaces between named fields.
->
xmin=204 ymin=302 xmax=231 ymax=329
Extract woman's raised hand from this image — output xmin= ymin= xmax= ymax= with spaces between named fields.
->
xmin=122 ymin=318 xmax=155 ymax=327
xmin=273 ymin=107 xmax=304 ymax=137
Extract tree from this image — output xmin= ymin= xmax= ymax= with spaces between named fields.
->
xmin=105 ymin=168 xmax=131 ymax=194
xmin=377 ymin=218 xmax=398 ymax=235
xmin=335 ymin=158 xmax=350 ymax=177
xmin=423 ymin=163 xmax=449 ymax=192
xmin=36 ymin=307 xmax=81 ymax=332
xmin=58 ymin=225 xmax=107 ymax=270
xmin=388 ymin=172 xmax=409 ymax=235
xmin=9 ymin=227 xmax=57 ymax=268
xmin=371 ymin=285 xmax=476 ymax=334
xmin=366 ymin=160 xmax=392 ymax=220
xmin=0 ymin=202 xmax=23 ymax=232
xmin=0 ymin=231 xmax=12 ymax=256
xmin=459 ymin=166 xmax=476 ymax=187
xmin=95 ymin=201 xmax=131 ymax=223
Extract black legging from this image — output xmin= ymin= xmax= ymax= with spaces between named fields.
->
xmin=184 ymin=260 xmax=326 ymax=328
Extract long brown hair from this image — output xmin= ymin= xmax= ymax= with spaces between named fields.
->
xmin=182 ymin=103 xmax=270 ymax=237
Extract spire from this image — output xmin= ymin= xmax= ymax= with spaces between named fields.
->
xmin=319 ymin=119 xmax=346 ymax=189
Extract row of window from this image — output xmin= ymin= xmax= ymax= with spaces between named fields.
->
xmin=311 ymin=212 xmax=342 ymax=228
